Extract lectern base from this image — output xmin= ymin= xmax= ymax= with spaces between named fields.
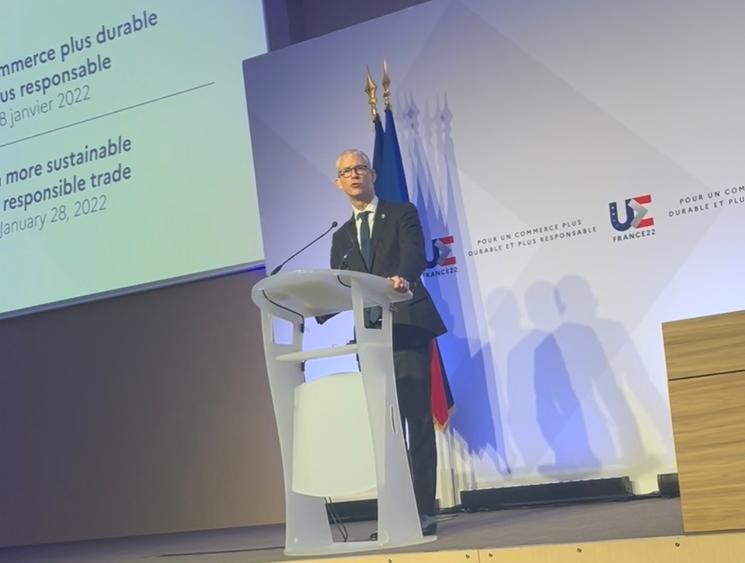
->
xmin=285 ymin=535 xmax=437 ymax=556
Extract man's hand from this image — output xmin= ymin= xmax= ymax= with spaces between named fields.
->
xmin=388 ymin=275 xmax=410 ymax=293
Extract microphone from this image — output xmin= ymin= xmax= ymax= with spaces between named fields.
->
xmin=270 ymin=221 xmax=338 ymax=276
xmin=338 ymin=247 xmax=354 ymax=270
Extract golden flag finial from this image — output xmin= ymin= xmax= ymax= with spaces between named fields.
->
xmin=382 ymin=60 xmax=392 ymax=110
xmin=364 ymin=67 xmax=379 ymax=122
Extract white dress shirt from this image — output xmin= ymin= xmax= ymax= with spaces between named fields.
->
xmin=353 ymin=196 xmax=378 ymax=247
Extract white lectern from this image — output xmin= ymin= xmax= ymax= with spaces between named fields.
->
xmin=251 ymin=269 xmax=436 ymax=556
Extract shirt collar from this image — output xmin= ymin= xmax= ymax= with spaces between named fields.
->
xmin=353 ymin=196 xmax=378 ymax=220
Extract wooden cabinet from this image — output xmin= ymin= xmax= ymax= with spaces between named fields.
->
xmin=663 ymin=310 xmax=745 ymax=532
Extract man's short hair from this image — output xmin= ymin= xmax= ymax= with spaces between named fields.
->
xmin=335 ymin=149 xmax=371 ymax=171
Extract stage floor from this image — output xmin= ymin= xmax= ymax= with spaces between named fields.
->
xmin=1 ymin=497 xmax=683 ymax=563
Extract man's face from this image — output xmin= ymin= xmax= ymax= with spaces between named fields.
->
xmin=335 ymin=152 xmax=376 ymax=202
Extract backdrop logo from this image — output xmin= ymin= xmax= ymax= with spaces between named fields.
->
xmin=426 ymin=235 xmax=455 ymax=269
xmin=608 ymin=194 xmax=654 ymax=231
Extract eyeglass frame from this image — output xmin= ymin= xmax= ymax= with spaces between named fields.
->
xmin=337 ymin=164 xmax=371 ymax=178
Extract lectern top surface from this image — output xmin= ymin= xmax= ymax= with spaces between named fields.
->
xmin=251 ymin=269 xmax=411 ymax=317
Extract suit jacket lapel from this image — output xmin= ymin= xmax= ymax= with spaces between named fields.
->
xmin=369 ymin=200 xmax=389 ymax=272
xmin=344 ymin=215 xmax=369 ymax=272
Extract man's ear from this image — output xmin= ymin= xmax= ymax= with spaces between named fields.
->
xmin=370 ymin=168 xmax=377 ymax=183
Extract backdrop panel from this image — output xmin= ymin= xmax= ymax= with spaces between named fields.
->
xmin=243 ymin=0 xmax=745 ymax=494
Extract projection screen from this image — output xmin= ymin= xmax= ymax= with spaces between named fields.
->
xmin=0 ymin=0 xmax=267 ymax=319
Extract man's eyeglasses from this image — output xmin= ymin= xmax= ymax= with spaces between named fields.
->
xmin=337 ymin=165 xmax=370 ymax=178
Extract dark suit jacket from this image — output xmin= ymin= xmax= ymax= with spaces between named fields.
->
xmin=330 ymin=199 xmax=447 ymax=341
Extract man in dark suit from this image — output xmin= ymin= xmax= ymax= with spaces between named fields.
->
xmin=330 ymin=148 xmax=447 ymax=536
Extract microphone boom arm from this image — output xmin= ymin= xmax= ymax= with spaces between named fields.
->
xmin=269 ymin=221 xmax=338 ymax=276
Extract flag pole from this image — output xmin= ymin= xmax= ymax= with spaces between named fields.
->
xmin=365 ymin=67 xmax=379 ymax=123
xmin=382 ymin=60 xmax=391 ymax=111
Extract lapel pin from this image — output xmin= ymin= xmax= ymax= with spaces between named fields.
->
xmin=381 ymin=213 xmax=386 ymax=220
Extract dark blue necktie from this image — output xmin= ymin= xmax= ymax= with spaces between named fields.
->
xmin=358 ymin=211 xmax=371 ymax=268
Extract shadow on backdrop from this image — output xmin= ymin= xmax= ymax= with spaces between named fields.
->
xmin=400 ymin=91 xmax=511 ymax=477
xmin=555 ymin=275 xmax=663 ymax=472
xmin=515 ymin=281 xmax=601 ymax=478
